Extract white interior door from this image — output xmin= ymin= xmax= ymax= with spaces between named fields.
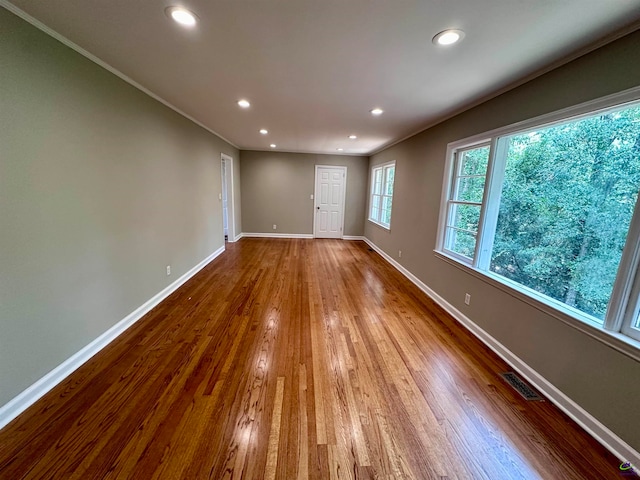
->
xmin=221 ymin=159 xmax=228 ymax=237
xmin=314 ymin=166 xmax=346 ymax=239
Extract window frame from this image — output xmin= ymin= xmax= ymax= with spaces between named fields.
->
xmin=435 ymin=85 xmax=640 ymax=360
xmin=368 ymin=160 xmax=396 ymax=229
xmin=441 ymin=142 xmax=492 ymax=264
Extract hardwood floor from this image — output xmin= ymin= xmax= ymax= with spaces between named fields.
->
xmin=0 ymin=239 xmax=628 ymax=479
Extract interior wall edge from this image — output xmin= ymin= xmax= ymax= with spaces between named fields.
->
xmin=361 ymin=236 xmax=640 ymax=467
xmin=0 ymin=245 xmax=226 ymax=432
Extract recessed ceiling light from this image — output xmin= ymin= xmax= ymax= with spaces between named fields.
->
xmin=337 ymin=148 xmax=344 ymax=151
xmin=371 ymin=108 xmax=384 ymax=116
xmin=270 ymin=144 xmax=277 ymax=148
xmin=165 ymin=6 xmax=198 ymax=27
xmin=348 ymin=135 xmax=357 ymax=140
xmin=237 ymin=99 xmax=251 ymax=108
xmin=432 ymin=29 xmax=465 ymax=46
xmin=260 ymin=129 xmax=268 ymax=135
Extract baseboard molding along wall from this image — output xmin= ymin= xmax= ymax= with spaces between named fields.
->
xmin=0 ymin=245 xmax=226 ymax=431
xmin=361 ymin=237 xmax=640 ymax=468
xmin=241 ymin=232 xmax=314 ymax=239
xmin=240 ymin=233 xmax=365 ymax=240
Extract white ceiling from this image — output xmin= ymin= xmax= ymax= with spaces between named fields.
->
xmin=5 ymin=0 xmax=640 ymax=155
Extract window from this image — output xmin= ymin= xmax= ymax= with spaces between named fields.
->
xmin=369 ymin=161 xmax=395 ymax=228
xmin=443 ymin=144 xmax=490 ymax=260
xmin=437 ymin=91 xmax=640 ymax=347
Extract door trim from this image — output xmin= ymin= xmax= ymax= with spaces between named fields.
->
xmin=221 ymin=153 xmax=236 ymax=242
xmin=313 ymin=165 xmax=347 ymax=239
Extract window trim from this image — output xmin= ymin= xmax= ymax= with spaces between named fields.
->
xmin=441 ymin=141 xmax=492 ymax=263
xmin=435 ymin=85 xmax=640 ymax=360
xmin=434 ymin=249 xmax=640 ymax=362
xmin=368 ymin=160 xmax=396 ymax=230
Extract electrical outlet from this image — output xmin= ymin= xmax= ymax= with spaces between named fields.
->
xmin=310 ymin=194 xmax=314 ymax=200
xmin=464 ymin=293 xmax=471 ymax=305
xmin=398 ymin=250 xmax=402 ymax=258
xmin=166 ymin=265 xmax=171 ymax=276
xmin=273 ymin=224 xmax=277 ymax=230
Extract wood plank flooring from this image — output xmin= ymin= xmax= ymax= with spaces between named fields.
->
xmin=0 ymin=239 xmax=629 ymax=479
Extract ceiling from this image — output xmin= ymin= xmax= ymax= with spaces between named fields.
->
xmin=4 ymin=1 xmax=640 ymax=155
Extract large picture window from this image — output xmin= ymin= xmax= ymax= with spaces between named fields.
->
xmin=369 ymin=161 xmax=395 ymax=229
xmin=437 ymin=91 xmax=640 ymax=346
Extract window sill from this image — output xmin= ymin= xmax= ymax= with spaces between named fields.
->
xmin=368 ymin=219 xmax=390 ymax=231
xmin=433 ymin=250 xmax=640 ymax=363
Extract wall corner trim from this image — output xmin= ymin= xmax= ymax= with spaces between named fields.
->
xmin=361 ymin=236 xmax=640 ymax=467
xmin=0 ymin=245 xmax=226 ymax=431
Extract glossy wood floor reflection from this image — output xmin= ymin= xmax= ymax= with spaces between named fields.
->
xmin=0 ymin=239 xmax=626 ymax=479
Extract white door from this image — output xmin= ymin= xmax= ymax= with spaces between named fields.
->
xmin=221 ymin=159 xmax=228 ymax=237
xmin=314 ymin=166 xmax=346 ymax=239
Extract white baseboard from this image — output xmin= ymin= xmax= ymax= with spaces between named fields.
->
xmin=233 ymin=233 xmax=244 ymax=242
xmin=241 ymin=232 xmax=314 ymax=239
xmin=240 ymin=234 xmax=364 ymax=241
xmin=362 ymin=237 xmax=640 ymax=467
xmin=0 ymin=245 xmax=226 ymax=431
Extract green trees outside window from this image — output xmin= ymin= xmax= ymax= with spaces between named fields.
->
xmin=441 ymin=97 xmax=640 ymax=342
xmin=492 ymin=106 xmax=640 ymax=321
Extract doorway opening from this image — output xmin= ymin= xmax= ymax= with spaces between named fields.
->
xmin=221 ymin=153 xmax=236 ymax=242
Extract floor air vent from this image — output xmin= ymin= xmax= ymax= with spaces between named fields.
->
xmin=500 ymin=372 xmax=544 ymax=401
